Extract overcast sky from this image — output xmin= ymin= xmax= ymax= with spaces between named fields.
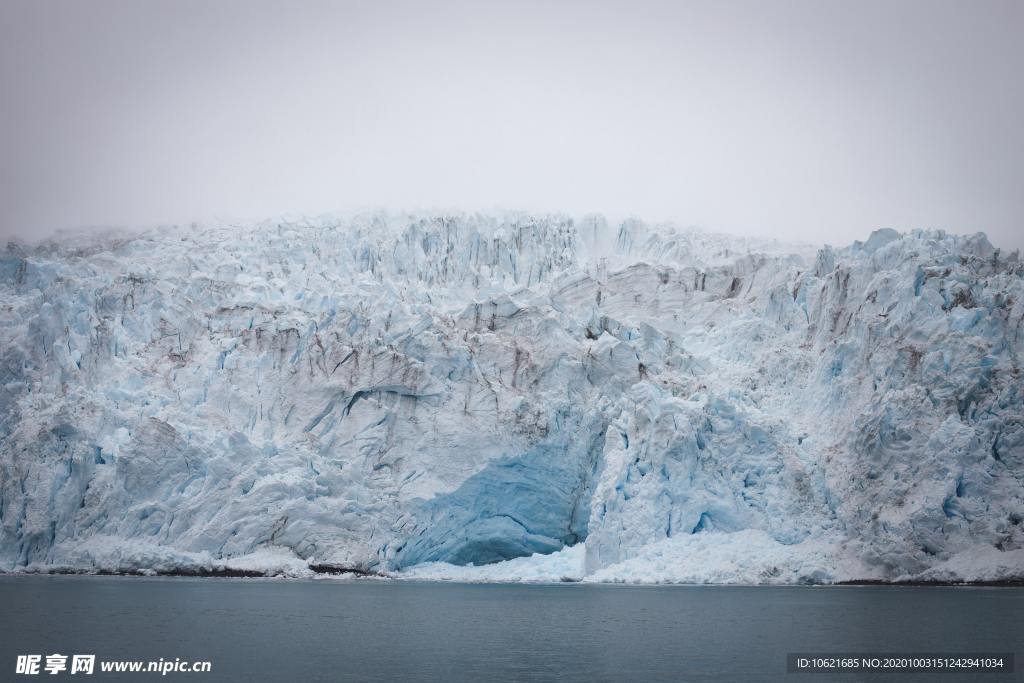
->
xmin=1 ymin=0 xmax=1021 ymax=248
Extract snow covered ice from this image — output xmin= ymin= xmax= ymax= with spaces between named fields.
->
xmin=1 ymin=212 xmax=1022 ymax=584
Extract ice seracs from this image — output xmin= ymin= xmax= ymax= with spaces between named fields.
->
xmin=1 ymin=212 xmax=1022 ymax=583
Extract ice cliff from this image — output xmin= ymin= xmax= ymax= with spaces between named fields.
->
xmin=1 ymin=213 xmax=1022 ymax=583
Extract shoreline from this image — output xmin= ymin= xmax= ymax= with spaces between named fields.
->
xmin=2 ymin=568 xmax=1022 ymax=587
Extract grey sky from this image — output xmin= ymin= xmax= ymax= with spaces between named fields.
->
xmin=1 ymin=0 xmax=1021 ymax=249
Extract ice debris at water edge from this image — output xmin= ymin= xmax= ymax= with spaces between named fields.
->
xmin=1 ymin=213 xmax=1023 ymax=583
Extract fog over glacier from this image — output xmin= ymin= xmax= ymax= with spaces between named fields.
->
xmin=3 ymin=1 xmax=1022 ymax=250
xmin=1 ymin=213 xmax=1022 ymax=583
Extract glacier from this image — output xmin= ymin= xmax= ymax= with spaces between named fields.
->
xmin=1 ymin=212 xmax=1022 ymax=584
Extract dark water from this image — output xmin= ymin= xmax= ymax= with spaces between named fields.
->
xmin=0 ymin=577 xmax=1020 ymax=682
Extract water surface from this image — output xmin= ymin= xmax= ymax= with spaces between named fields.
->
xmin=0 ymin=576 xmax=1020 ymax=681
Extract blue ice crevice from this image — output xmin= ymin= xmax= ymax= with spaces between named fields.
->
xmin=391 ymin=432 xmax=603 ymax=569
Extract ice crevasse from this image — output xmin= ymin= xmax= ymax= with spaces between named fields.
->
xmin=1 ymin=213 xmax=1022 ymax=584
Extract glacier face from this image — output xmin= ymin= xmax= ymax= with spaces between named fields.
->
xmin=1 ymin=213 xmax=1022 ymax=583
